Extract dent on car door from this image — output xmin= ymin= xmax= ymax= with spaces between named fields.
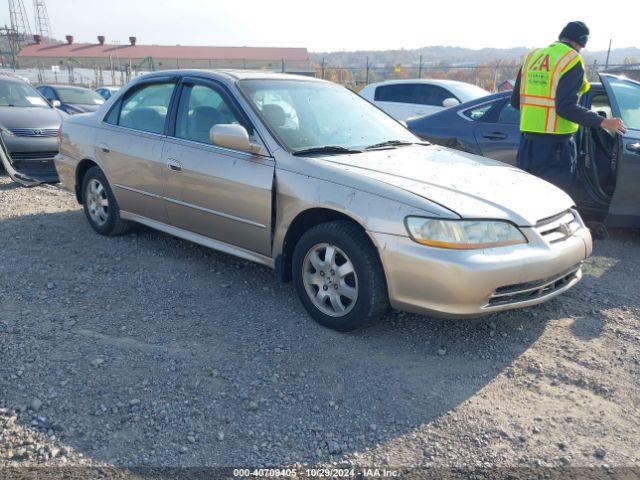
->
xmin=473 ymin=99 xmax=521 ymax=165
xmin=95 ymin=80 xmax=176 ymax=224
xmin=600 ymin=74 xmax=640 ymax=226
xmin=162 ymin=79 xmax=274 ymax=256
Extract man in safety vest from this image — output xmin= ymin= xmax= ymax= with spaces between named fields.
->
xmin=511 ymin=21 xmax=626 ymax=191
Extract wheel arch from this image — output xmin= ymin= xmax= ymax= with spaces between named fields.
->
xmin=276 ymin=207 xmax=381 ymax=283
xmin=75 ymin=159 xmax=100 ymax=203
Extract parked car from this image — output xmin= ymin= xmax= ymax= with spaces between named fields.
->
xmin=55 ymin=70 xmax=592 ymax=331
xmin=36 ymin=84 xmax=105 ymax=114
xmin=407 ymin=74 xmax=640 ymax=228
xmin=95 ymin=86 xmax=120 ymax=100
xmin=0 ymin=75 xmax=64 ymax=185
xmin=359 ymin=79 xmax=489 ymax=122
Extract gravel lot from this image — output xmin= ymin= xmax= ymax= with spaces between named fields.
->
xmin=1 ymin=173 xmax=639 ymax=473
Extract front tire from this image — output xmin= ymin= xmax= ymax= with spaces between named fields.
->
xmin=81 ymin=166 xmax=130 ymax=236
xmin=292 ymin=221 xmax=389 ymax=331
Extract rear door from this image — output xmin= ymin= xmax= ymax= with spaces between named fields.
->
xmin=96 ymin=78 xmax=177 ymax=223
xmin=600 ymin=74 xmax=640 ymax=226
xmin=473 ymin=99 xmax=521 ymax=165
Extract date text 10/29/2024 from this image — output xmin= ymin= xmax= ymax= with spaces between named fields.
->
xmin=233 ymin=468 xmax=400 ymax=478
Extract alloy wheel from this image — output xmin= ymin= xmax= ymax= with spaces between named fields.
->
xmin=302 ymin=243 xmax=358 ymax=317
xmin=85 ymin=178 xmax=109 ymax=226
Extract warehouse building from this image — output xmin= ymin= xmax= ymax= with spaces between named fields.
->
xmin=16 ymin=35 xmax=313 ymax=74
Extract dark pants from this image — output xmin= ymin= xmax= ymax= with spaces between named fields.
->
xmin=516 ymin=135 xmax=577 ymax=193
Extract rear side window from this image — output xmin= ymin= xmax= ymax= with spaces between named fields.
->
xmin=374 ymin=83 xmax=456 ymax=106
xmin=117 ymin=82 xmax=175 ymax=134
xmin=463 ymin=102 xmax=495 ymax=121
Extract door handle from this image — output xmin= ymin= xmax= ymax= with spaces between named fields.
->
xmin=98 ymin=143 xmax=110 ymax=153
xmin=626 ymin=142 xmax=640 ymax=154
xmin=167 ymin=159 xmax=182 ymax=172
xmin=482 ymin=132 xmax=508 ymax=141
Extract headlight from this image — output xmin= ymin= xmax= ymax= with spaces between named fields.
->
xmin=405 ymin=217 xmax=527 ymax=249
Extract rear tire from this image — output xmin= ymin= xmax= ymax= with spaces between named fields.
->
xmin=292 ymin=221 xmax=389 ymax=331
xmin=81 ymin=166 xmax=130 ymax=236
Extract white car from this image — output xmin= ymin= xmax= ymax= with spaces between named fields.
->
xmin=360 ymin=79 xmax=490 ymax=122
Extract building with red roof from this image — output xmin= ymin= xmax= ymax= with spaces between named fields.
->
xmin=17 ymin=35 xmax=312 ymax=74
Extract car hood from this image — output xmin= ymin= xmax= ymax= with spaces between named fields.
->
xmin=321 ymin=145 xmax=575 ymax=226
xmin=63 ymin=103 xmax=102 ymax=113
xmin=0 ymin=106 xmax=63 ymax=128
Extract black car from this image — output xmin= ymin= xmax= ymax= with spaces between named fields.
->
xmin=407 ymin=74 xmax=640 ymax=228
xmin=36 ymin=84 xmax=105 ymax=115
xmin=0 ymin=76 xmax=65 ymax=185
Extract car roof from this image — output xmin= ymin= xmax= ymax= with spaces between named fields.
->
xmin=0 ymin=74 xmax=28 ymax=84
xmin=137 ymin=69 xmax=326 ymax=83
xmin=365 ymin=78 xmax=480 ymax=88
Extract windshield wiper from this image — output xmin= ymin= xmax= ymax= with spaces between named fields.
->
xmin=364 ymin=140 xmax=415 ymax=150
xmin=292 ymin=146 xmax=362 ymax=156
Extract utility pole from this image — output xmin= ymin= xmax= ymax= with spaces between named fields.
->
xmin=605 ymin=38 xmax=612 ymax=71
xmin=321 ymin=57 xmax=325 ymax=80
xmin=33 ymin=0 xmax=52 ymax=43
xmin=418 ymin=55 xmax=423 ymax=79
xmin=365 ymin=57 xmax=369 ymax=85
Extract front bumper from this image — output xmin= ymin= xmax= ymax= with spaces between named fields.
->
xmin=0 ymin=135 xmax=59 ymax=185
xmin=372 ymin=219 xmax=592 ymax=318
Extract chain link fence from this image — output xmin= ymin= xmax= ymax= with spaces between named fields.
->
xmin=312 ymin=60 xmax=620 ymax=92
xmin=2 ymin=61 xmax=634 ymax=92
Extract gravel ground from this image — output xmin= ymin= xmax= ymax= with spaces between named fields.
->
xmin=1 ymin=174 xmax=639 ymax=474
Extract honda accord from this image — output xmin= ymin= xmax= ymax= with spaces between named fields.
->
xmin=54 ymin=70 xmax=592 ymax=331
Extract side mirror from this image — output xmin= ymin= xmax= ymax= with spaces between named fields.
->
xmin=51 ymin=99 xmax=61 ymax=108
xmin=442 ymin=97 xmax=460 ymax=108
xmin=209 ymin=124 xmax=263 ymax=155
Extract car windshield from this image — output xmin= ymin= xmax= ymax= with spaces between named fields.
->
xmin=607 ymin=77 xmax=640 ymax=130
xmin=0 ymin=80 xmax=49 ymax=108
xmin=56 ymin=87 xmax=105 ymax=105
xmin=239 ymin=79 xmax=418 ymax=152
xmin=452 ymin=83 xmax=491 ymax=102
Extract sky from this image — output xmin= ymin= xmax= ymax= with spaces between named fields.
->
xmin=1 ymin=0 xmax=637 ymax=52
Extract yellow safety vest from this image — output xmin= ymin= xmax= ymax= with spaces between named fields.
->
xmin=519 ymin=42 xmax=590 ymax=134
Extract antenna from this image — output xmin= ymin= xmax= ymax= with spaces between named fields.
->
xmin=33 ymin=0 xmax=52 ymax=43
xmin=8 ymin=0 xmax=32 ymax=43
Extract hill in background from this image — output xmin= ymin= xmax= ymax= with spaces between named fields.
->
xmin=310 ymin=45 xmax=640 ymax=67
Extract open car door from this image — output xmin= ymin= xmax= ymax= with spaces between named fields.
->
xmin=600 ymin=74 xmax=640 ymax=227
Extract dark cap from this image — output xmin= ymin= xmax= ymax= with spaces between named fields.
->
xmin=559 ymin=21 xmax=590 ymax=47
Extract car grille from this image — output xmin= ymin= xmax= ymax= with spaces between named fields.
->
xmin=534 ymin=209 xmax=581 ymax=243
xmin=485 ymin=265 xmax=581 ymax=307
xmin=8 ymin=128 xmax=59 ymax=138
xmin=9 ymin=151 xmax=57 ymax=161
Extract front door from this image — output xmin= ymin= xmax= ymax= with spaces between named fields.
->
xmin=162 ymin=79 xmax=274 ymax=256
xmin=600 ymin=74 xmax=640 ymax=227
xmin=96 ymin=79 xmax=177 ymax=224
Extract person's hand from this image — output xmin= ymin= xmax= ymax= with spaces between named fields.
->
xmin=601 ymin=117 xmax=627 ymax=135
